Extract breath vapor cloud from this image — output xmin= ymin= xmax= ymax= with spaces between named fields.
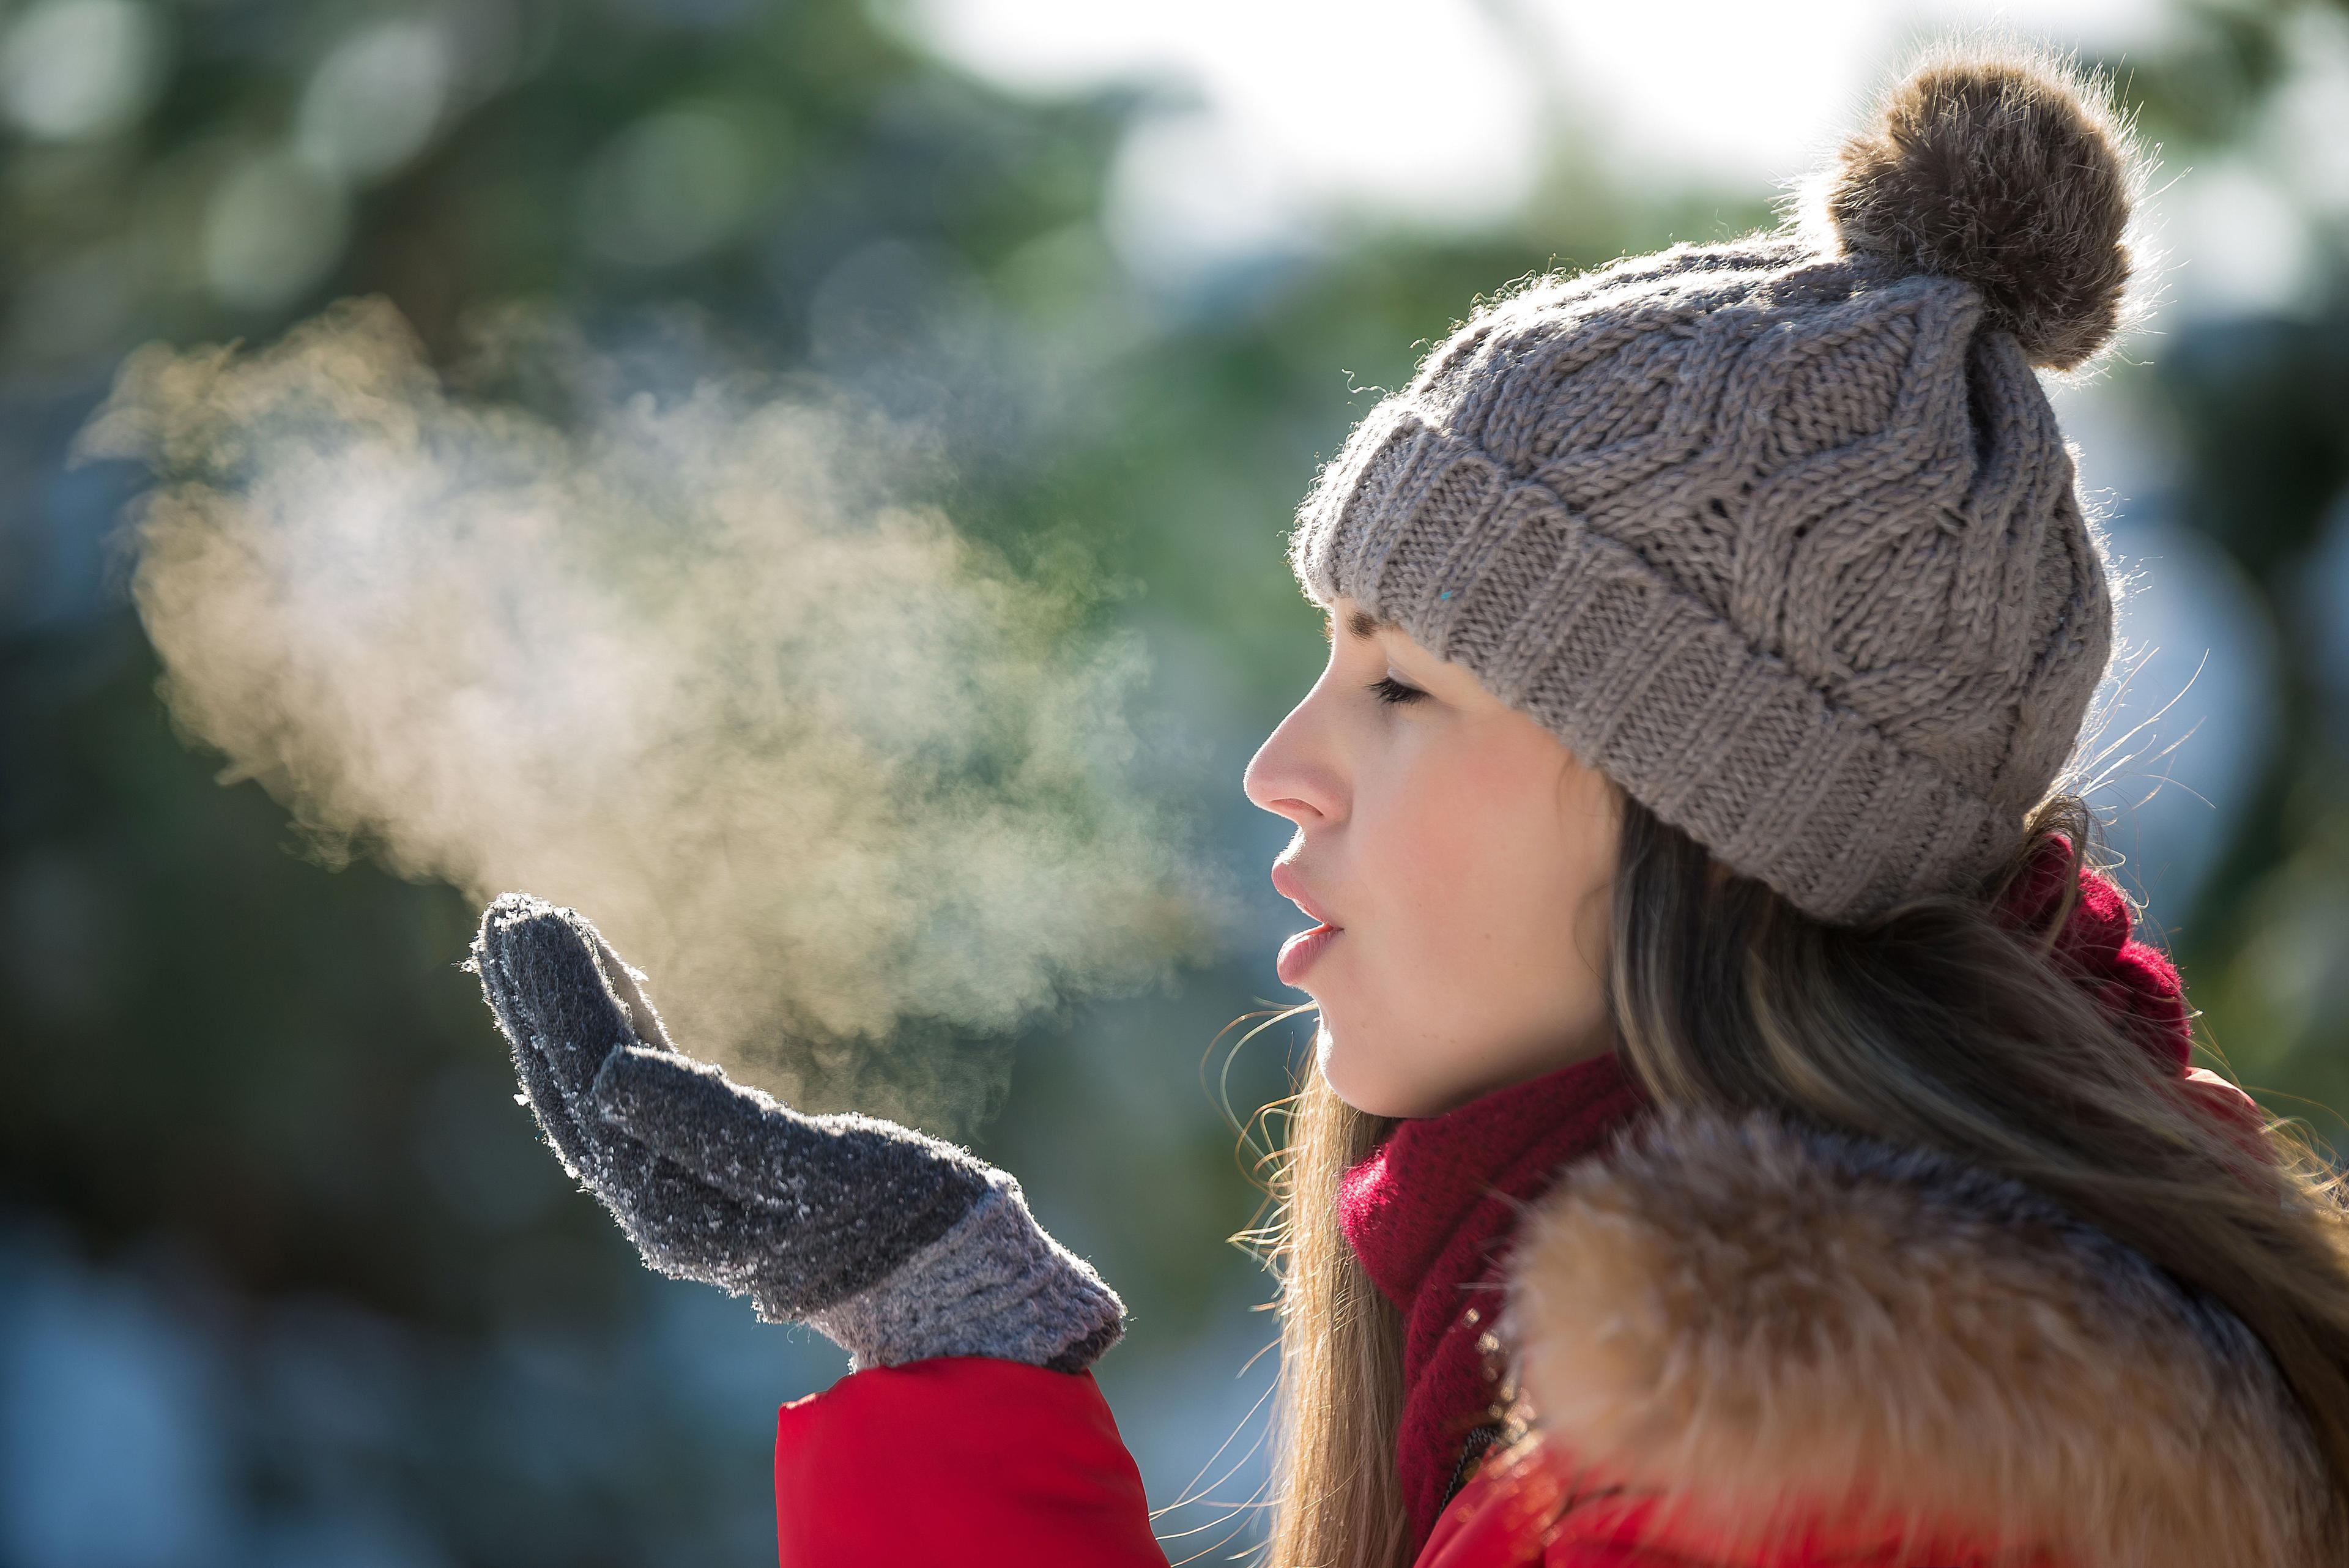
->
xmin=81 ymin=297 xmax=1233 ymax=1136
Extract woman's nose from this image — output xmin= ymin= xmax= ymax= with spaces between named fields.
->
xmin=1244 ymin=703 xmax=1336 ymax=825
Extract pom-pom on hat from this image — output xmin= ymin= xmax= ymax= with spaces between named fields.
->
xmin=1286 ymin=35 xmax=2156 ymax=926
xmin=1798 ymin=36 xmax=2146 ymax=372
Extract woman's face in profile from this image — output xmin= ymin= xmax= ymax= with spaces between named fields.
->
xmin=1242 ymin=595 xmax=1623 ymax=1118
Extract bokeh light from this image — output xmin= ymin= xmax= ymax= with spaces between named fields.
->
xmin=294 ymin=20 xmax=454 ymax=187
xmin=0 ymin=0 xmax=165 ymax=143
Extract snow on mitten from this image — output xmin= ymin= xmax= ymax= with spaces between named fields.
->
xmin=468 ymin=893 xmax=1126 ymax=1374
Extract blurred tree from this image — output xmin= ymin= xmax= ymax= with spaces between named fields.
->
xmin=2082 ymin=1 xmax=2349 ymax=1141
xmin=3 ymin=0 xmax=2348 ymax=1563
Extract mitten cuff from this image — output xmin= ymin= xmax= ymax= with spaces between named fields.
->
xmin=798 ymin=1167 xmax=1126 ymax=1373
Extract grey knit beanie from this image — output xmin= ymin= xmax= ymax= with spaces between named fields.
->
xmin=1286 ymin=39 xmax=2154 ymax=927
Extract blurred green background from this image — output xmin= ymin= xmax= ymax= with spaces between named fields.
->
xmin=5 ymin=1 xmax=2349 ymax=1563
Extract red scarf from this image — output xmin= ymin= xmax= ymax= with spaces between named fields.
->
xmin=1337 ymin=833 xmax=2252 ymax=1555
xmin=1994 ymin=832 xmax=2262 ymax=1140
xmin=1337 ymin=1049 xmax=1648 ymax=1550
xmin=1995 ymin=831 xmax=2192 ymax=1068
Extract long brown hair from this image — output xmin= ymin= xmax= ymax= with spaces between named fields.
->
xmin=1235 ymin=783 xmax=2349 ymax=1568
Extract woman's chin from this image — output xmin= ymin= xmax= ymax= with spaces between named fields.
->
xmin=1315 ymin=1024 xmax=1421 ymax=1118
xmin=1311 ymin=1022 xmax=1363 ymax=1106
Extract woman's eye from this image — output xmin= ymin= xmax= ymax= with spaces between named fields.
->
xmin=1368 ymin=675 xmax=1426 ymax=706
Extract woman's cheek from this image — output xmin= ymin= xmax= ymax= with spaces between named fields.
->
xmin=1379 ymin=756 xmax=1504 ymax=971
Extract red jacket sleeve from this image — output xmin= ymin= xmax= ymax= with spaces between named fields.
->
xmin=774 ymin=1355 xmax=1170 ymax=1568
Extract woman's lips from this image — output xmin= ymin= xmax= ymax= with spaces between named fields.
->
xmin=1269 ymin=863 xmax=1342 ymax=986
xmin=1277 ymin=921 xmax=1341 ymax=987
xmin=1269 ymin=861 xmax=1338 ymax=926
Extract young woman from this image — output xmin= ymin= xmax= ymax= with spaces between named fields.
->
xmin=470 ymin=36 xmax=2349 ymax=1568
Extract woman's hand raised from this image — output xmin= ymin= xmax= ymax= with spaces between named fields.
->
xmin=468 ymin=893 xmax=1126 ymax=1373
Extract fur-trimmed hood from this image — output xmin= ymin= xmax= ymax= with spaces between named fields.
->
xmin=1496 ymin=1109 xmax=2335 ymax=1568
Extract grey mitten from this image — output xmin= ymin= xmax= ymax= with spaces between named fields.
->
xmin=468 ymin=893 xmax=1126 ymax=1374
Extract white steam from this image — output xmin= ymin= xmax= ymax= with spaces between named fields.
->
xmin=80 ymin=297 xmax=1233 ymax=1134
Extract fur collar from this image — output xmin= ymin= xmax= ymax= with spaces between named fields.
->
xmin=1497 ymin=1108 xmax=2334 ymax=1567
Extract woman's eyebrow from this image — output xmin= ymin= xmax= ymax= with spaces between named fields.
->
xmin=1321 ymin=608 xmax=1395 ymax=643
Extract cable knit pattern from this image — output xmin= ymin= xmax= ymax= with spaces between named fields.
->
xmin=1288 ymin=44 xmax=2150 ymax=927
xmin=1290 ymin=241 xmax=2113 ymax=927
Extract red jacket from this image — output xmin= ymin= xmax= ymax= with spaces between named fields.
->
xmin=773 ymin=1105 xmax=2326 ymax=1567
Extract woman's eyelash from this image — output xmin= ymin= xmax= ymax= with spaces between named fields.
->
xmin=1368 ymin=675 xmax=1425 ymax=706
